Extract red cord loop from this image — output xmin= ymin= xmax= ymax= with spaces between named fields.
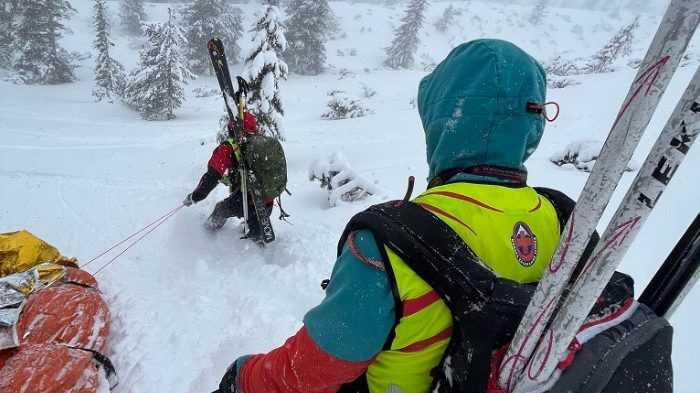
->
xmin=544 ymin=101 xmax=560 ymax=122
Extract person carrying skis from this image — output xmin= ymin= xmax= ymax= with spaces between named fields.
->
xmin=215 ymin=39 xmax=672 ymax=393
xmin=183 ymin=113 xmax=274 ymax=239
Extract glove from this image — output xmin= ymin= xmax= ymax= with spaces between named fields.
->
xmin=217 ymin=362 xmax=238 ymax=393
xmin=183 ymin=193 xmax=195 ymax=207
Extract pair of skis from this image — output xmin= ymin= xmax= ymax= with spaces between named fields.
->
xmin=498 ymin=1 xmax=700 ymax=392
xmin=207 ymin=38 xmax=275 ymax=244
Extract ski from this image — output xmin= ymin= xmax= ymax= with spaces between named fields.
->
xmin=499 ymin=1 xmax=700 ymax=391
xmin=640 ymin=213 xmax=700 ymax=318
xmin=208 ymin=38 xmax=275 ymax=244
xmin=513 ymin=63 xmax=700 ymax=393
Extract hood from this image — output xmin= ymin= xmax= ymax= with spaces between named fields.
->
xmin=417 ymin=39 xmax=547 ymax=184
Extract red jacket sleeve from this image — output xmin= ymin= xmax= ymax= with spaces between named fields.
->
xmin=238 ymin=327 xmax=373 ymax=393
xmin=191 ymin=144 xmax=237 ymax=203
xmin=208 ymin=143 xmax=236 ymax=176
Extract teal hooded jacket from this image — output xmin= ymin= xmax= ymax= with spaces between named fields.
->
xmin=419 ymin=39 xmax=547 ymax=184
xmin=229 ymin=39 xmax=549 ymax=393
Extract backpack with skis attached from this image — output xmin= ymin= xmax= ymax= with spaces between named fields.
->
xmin=338 ymin=188 xmax=674 ymax=393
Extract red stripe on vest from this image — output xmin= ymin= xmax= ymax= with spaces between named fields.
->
xmin=398 ymin=327 xmax=453 ymax=353
xmin=403 ymin=291 xmax=441 ymax=317
xmin=528 ymin=197 xmax=542 ymax=213
xmin=422 ymin=191 xmax=504 ymax=213
xmin=418 ymin=203 xmax=477 ymax=235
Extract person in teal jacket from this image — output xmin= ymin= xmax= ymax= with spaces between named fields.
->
xmin=215 ymin=39 xmax=560 ymax=393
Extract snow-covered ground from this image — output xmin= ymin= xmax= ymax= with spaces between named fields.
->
xmin=1 ymin=1 xmax=698 ymax=392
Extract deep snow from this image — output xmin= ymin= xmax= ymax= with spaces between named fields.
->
xmin=1 ymin=1 xmax=698 ymax=392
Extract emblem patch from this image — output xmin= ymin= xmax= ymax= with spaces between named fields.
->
xmin=512 ymin=222 xmax=537 ymax=266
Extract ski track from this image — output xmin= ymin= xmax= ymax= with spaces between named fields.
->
xmin=1 ymin=1 xmax=699 ymax=393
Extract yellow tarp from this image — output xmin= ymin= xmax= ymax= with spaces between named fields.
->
xmin=0 ymin=230 xmax=78 ymax=277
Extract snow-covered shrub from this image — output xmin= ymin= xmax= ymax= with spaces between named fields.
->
xmin=545 ymin=55 xmax=584 ymax=77
xmin=321 ymin=91 xmax=373 ymax=120
xmin=419 ymin=53 xmax=436 ymax=72
xmin=338 ymin=68 xmax=355 ymax=80
xmin=192 ymin=87 xmax=220 ymax=98
xmin=361 ymin=84 xmax=377 ymax=99
xmin=548 ymin=77 xmax=580 ymax=89
xmin=585 ymin=17 xmax=639 ymax=74
xmin=309 ymin=153 xmax=380 ymax=207
xmin=551 ymin=140 xmax=636 ymax=173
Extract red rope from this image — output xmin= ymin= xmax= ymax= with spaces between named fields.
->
xmin=83 ymin=205 xmax=184 ymax=268
xmin=91 ymin=205 xmax=183 ymax=276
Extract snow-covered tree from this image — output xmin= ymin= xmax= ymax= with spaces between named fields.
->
xmin=586 ymin=16 xmax=640 ymax=73
xmin=12 ymin=0 xmax=77 ymax=84
xmin=434 ymin=5 xmax=458 ymax=33
xmin=120 ymin=0 xmax=146 ymax=35
xmin=529 ymin=0 xmax=548 ymax=26
xmin=384 ymin=0 xmax=429 ymax=70
xmin=0 ymin=0 xmax=21 ymax=68
xmin=181 ymin=0 xmax=243 ymax=74
xmin=284 ymin=0 xmax=332 ymax=75
xmin=124 ymin=9 xmax=194 ymax=120
xmin=243 ymin=3 xmax=288 ymax=139
xmin=93 ymin=0 xmax=126 ymax=102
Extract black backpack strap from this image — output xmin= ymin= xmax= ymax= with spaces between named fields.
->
xmin=339 ymin=200 xmax=534 ymax=393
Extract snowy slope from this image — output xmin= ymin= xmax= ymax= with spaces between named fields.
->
xmin=1 ymin=1 xmax=699 ymax=392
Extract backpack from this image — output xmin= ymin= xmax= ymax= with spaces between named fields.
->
xmin=337 ymin=188 xmax=673 ymax=393
xmin=228 ymin=135 xmax=288 ymax=200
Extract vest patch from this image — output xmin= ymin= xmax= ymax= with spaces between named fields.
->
xmin=512 ymin=222 xmax=537 ymax=266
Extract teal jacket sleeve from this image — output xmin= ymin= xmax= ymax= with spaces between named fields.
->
xmin=304 ymin=229 xmax=396 ymax=361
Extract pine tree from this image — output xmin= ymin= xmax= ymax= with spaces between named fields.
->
xmin=384 ymin=0 xmax=429 ymax=70
xmin=12 ymin=0 xmax=77 ymax=84
xmin=243 ymin=3 xmax=288 ymax=139
xmin=586 ymin=16 xmax=640 ymax=73
xmin=94 ymin=0 xmax=126 ymax=102
xmin=434 ymin=4 xmax=465 ymax=33
xmin=529 ymin=0 xmax=548 ymax=26
xmin=124 ymin=9 xmax=194 ymax=120
xmin=181 ymin=0 xmax=243 ymax=74
xmin=0 ymin=0 xmax=21 ymax=68
xmin=284 ymin=0 xmax=332 ymax=75
xmin=120 ymin=0 xmax=146 ymax=35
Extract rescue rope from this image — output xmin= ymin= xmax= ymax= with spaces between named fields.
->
xmin=83 ymin=205 xmax=184 ymax=276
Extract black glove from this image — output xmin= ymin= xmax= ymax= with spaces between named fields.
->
xmin=183 ymin=193 xmax=195 ymax=207
xmin=217 ymin=362 xmax=238 ymax=393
